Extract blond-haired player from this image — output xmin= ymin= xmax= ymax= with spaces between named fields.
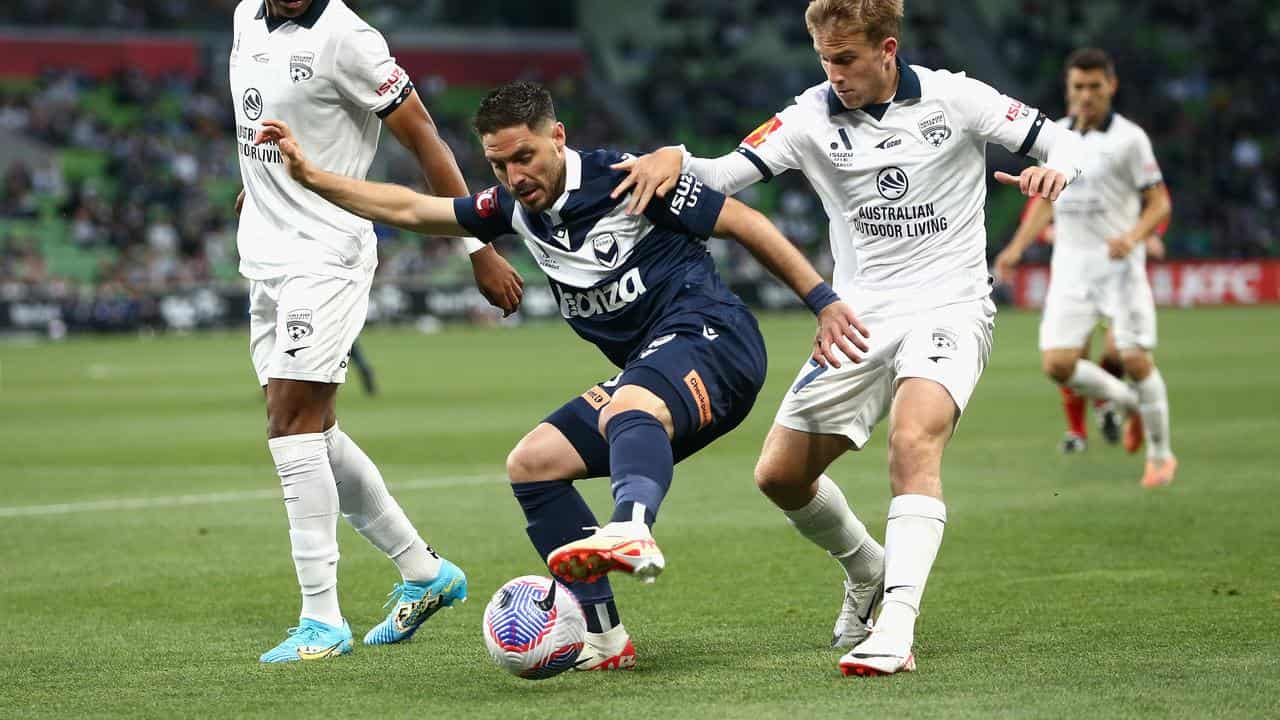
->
xmin=614 ymin=0 xmax=1086 ymax=675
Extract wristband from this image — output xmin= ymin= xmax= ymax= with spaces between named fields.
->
xmin=461 ymin=237 xmax=487 ymax=255
xmin=803 ymin=282 xmax=840 ymax=315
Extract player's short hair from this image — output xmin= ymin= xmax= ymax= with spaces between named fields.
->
xmin=473 ymin=81 xmax=557 ymax=136
xmin=804 ymin=0 xmax=903 ymax=44
xmin=1065 ymin=47 xmax=1116 ymax=77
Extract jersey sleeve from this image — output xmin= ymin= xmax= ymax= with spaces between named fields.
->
xmin=950 ymin=75 xmax=1049 ymax=157
xmin=1126 ymin=129 xmax=1164 ymax=191
xmin=733 ymin=103 xmax=808 ymax=182
xmin=452 ymin=186 xmax=515 ymax=243
xmin=332 ymin=26 xmax=415 ymax=118
xmin=642 ymin=173 xmax=727 ymax=237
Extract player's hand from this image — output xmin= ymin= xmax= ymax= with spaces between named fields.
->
xmin=609 ymin=147 xmax=684 ymax=216
xmin=1107 ymin=233 xmax=1139 ymax=259
xmin=235 ymin=189 xmax=245 ymax=216
xmin=1144 ymin=234 xmax=1166 ymax=261
xmin=994 ymin=167 xmax=1068 ymax=201
xmin=993 ymin=248 xmax=1022 ymax=283
xmin=813 ymin=301 xmax=870 ymax=369
xmin=255 ymin=120 xmax=312 ymax=185
xmin=469 ymin=244 xmax=524 ymax=317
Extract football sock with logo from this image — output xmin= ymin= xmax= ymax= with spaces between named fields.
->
xmin=1066 ymin=359 xmax=1138 ymax=412
xmin=782 ymin=474 xmax=883 ymax=583
xmin=326 ymin=424 xmax=441 ymax=583
xmin=1061 ymin=386 xmax=1088 ymax=438
xmin=605 ymin=410 xmax=674 ymax=527
xmin=879 ymin=494 xmax=947 ymax=639
xmin=270 ymin=433 xmax=343 ymax=627
xmin=1135 ymin=368 xmax=1173 ymax=461
xmin=511 ymin=480 xmax=619 ymax=628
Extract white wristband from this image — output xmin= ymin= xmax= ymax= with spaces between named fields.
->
xmin=461 ymin=237 xmax=487 ymax=255
xmin=677 ymin=144 xmax=693 ymax=174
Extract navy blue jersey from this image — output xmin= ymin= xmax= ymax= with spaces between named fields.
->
xmin=453 ymin=148 xmax=746 ymax=367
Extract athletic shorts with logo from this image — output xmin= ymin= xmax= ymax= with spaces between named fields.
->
xmin=248 ymin=271 xmax=373 ymax=386
xmin=776 ymin=298 xmax=996 ymax=449
xmin=1039 ymin=261 xmax=1157 ymax=351
xmin=546 ymin=303 xmax=768 ymax=475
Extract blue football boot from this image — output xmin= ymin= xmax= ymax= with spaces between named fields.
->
xmin=259 ymin=618 xmax=353 ymax=663
xmin=363 ymin=559 xmax=468 ymax=645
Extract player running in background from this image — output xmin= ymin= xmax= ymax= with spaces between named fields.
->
xmin=231 ymin=0 xmax=523 ymax=663
xmin=612 ymin=0 xmax=1085 ymax=676
xmin=995 ymin=48 xmax=1176 ymax=487
xmin=255 ymin=80 xmax=868 ymax=671
xmin=1002 ymin=191 xmax=1171 ymax=454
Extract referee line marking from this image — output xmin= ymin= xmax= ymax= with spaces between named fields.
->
xmin=0 ymin=473 xmax=506 ymax=518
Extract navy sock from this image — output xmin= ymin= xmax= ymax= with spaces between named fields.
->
xmin=510 ymin=480 xmax=617 ymax=624
xmin=606 ymin=410 xmax=674 ymax=527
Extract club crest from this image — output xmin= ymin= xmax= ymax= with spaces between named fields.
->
xmin=289 ymin=52 xmax=315 ymax=83
xmin=919 ymin=111 xmax=952 ymax=148
xmin=593 ymin=233 xmax=620 ymax=268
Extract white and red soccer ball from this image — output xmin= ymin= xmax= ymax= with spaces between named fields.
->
xmin=482 ymin=575 xmax=586 ymax=680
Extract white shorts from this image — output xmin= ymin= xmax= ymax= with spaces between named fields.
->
xmin=1039 ymin=270 xmax=1157 ymax=351
xmin=248 ymin=272 xmax=373 ymax=387
xmin=775 ymin=298 xmax=996 ymax=449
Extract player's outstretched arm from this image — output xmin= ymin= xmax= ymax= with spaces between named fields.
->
xmin=256 ymin=120 xmax=468 ymax=238
xmin=713 ymin=197 xmax=870 ymax=368
xmin=994 ymin=196 xmax=1055 ymax=282
xmin=611 ymin=146 xmax=763 ymax=216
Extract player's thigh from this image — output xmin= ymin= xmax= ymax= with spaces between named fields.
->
xmin=248 ymin=278 xmax=281 ymax=387
xmin=1039 ymin=287 xmax=1102 ymax=354
xmin=1109 ymin=277 xmax=1158 ymax=353
xmin=265 ymin=273 xmax=371 ymax=386
xmin=755 ymin=423 xmax=852 ymax=489
xmin=507 ymin=421 xmax=591 ymax=484
xmin=774 ymin=318 xmax=900 ymax=451
xmin=894 ymin=298 xmax=995 ymax=423
xmin=619 ymin=307 xmax=768 ymax=453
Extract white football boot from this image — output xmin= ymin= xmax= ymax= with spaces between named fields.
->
xmin=831 ymin=564 xmax=885 ymax=649
xmin=573 ymin=624 xmax=637 ymax=671
xmin=838 ymin=604 xmax=916 ymax=677
xmin=548 ymin=521 xmax=665 ymax=585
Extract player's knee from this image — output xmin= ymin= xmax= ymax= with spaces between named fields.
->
xmin=1122 ymin=351 xmax=1153 ymax=380
xmin=888 ymin=419 xmax=948 ymax=466
xmin=1042 ymin=356 xmax=1076 ymax=384
xmin=505 ymin=441 xmax=546 ymax=485
xmin=753 ymin=456 xmax=804 ymax=499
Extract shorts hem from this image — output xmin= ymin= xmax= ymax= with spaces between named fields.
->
xmin=263 ymin=370 xmax=345 ymax=385
xmin=774 ymin=415 xmax=869 ymax=451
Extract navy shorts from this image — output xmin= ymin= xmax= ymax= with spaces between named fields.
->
xmin=545 ymin=304 xmax=768 ymax=477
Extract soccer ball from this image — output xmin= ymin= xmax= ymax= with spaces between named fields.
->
xmin=482 ymin=575 xmax=586 ymax=680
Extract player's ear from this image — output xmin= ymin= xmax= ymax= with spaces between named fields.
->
xmin=882 ymin=36 xmax=898 ymax=67
xmin=551 ymin=121 xmax=566 ymax=150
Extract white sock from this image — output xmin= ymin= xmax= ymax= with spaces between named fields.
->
xmin=879 ymin=494 xmax=946 ymax=640
xmin=1067 ymin=359 xmax=1138 ymax=411
xmin=1135 ymin=368 xmax=1173 ymax=460
xmin=270 ymin=433 xmax=342 ymax=627
xmin=326 ymin=424 xmax=441 ymax=583
xmin=782 ymin=474 xmax=883 ymax=583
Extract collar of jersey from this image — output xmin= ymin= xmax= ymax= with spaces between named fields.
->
xmin=1067 ymin=111 xmax=1115 ymax=134
xmin=544 ymin=147 xmax=583 ymax=229
xmin=256 ymin=0 xmax=330 ymax=32
xmin=826 ymin=56 xmax=921 ymax=121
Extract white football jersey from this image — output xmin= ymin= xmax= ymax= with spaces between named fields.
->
xmin=1050 ymin=112 xmax=1163 ymax=275
xmin=230 ymin=0 xmax=414 ymax=280
xmin=737 ymin=60 xmax=1067 ymax=316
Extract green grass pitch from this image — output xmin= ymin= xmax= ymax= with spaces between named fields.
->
xmin=2 ymin=307 xmax=1278 ymax=719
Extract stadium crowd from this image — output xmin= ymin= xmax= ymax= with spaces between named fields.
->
xmin=0 ymin=0 xmax=1274 ymax=323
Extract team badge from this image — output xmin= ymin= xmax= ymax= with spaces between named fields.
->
xmin=285 ymin=309 xmax=314 ymax=342
xmin=243 ymin=88 xmax=263 ymax=120
xmin=876 ymin=166 xmax=909 ymax=201
xmin=289 ymin=52 xmax=315 ymax=83
xmin=592 ymin=233 xmax=620 ymax=268
xmin=918 ymin=111 xmax=952 ymax=148
xmin=743 ymin=116 xmax=783 ymax=148
xmin=931 ymin=328 xmax=959 ymax=353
